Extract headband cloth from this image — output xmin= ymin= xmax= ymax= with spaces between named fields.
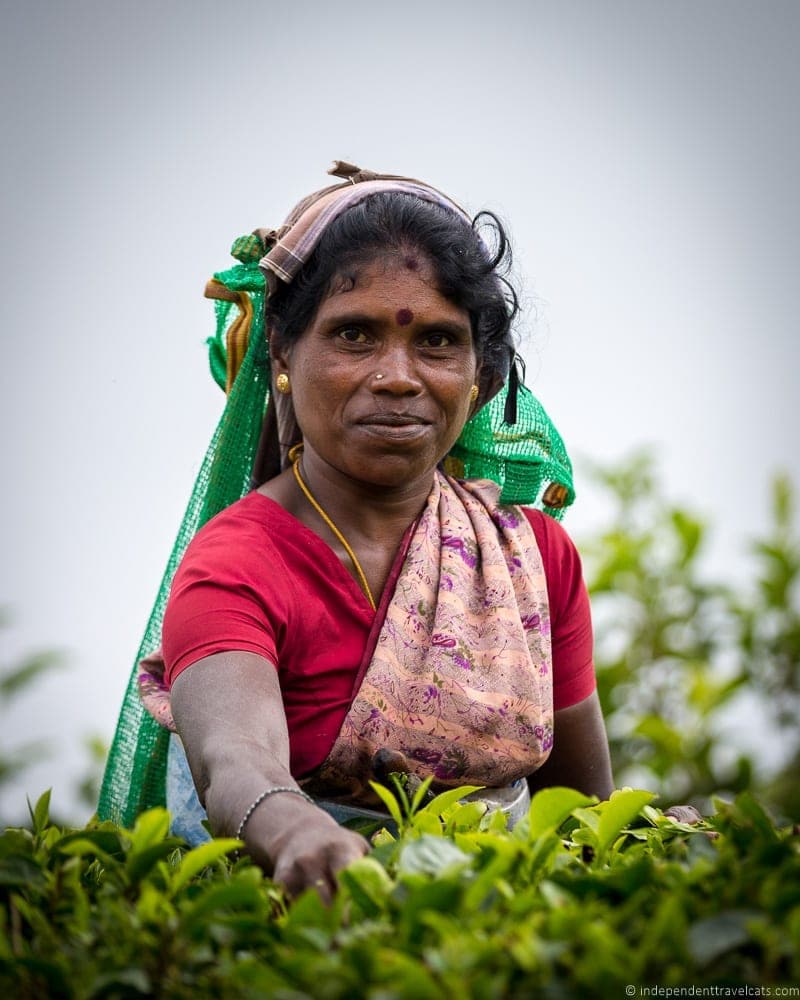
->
xmin=258 ymin=168 xmax=472 ymax=289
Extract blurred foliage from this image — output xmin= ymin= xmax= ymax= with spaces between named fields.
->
xmin=0 ymin=632 xmax=64 ymax=795
xmin=0 ymin=626 xmax=106 ymax=826
xmin=1 ymin=786 xmax=797 ymax=995
xmin=75 ymin=736 xmax=109 ymax=815
xmin=582 ymin=452 xmax=800 ymax=820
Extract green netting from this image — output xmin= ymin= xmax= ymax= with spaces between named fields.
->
xmin=97 ymin=258 xmax=267 ymax=827
xmin=448 ymin=382 xmax=575 ymax=519
xmin=97 ymin=238 xmax=575 ymax=828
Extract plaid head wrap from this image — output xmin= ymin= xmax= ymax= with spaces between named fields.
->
xmin=258 ymin=161 xmax=473 ymax=291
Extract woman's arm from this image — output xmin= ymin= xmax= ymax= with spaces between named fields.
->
xmin=170 ymin=651 xmax=368 ymax=900
xmin=526 ymin=690 xmax=614 ymax=799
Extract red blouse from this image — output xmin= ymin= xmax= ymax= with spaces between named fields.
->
xmin=162 ymin=492 xmax=596 ymax=777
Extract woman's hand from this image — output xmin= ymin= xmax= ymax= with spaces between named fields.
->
xmin=170 ymin=651 xmax=367 ymax=901
xmin=246 ymin=794 xmax=368 ymax=902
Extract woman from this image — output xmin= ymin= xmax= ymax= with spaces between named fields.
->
xmin=112 ymin=162 xmax=612 ymax=900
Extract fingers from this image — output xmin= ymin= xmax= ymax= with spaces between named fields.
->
xmin=663 ymin=804 xmax=704 ymax=825
xmin=272 ymin=826 xmax=369 ymax=902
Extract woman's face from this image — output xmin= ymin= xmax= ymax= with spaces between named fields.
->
xmin=272 ymin=254 xmax=479 ymax=491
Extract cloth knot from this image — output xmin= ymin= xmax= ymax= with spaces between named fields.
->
xmin=328 ymin=159 xmax=379 ymax=183
xmin=230 ymin=233 xmax=265 ymax=263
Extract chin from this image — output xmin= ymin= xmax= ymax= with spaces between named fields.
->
xmin=347 ymin=451 xmax=440 ymax=490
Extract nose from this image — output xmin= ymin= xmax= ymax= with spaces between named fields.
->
xmin=373 ymin=343 xmax=423 ymax=395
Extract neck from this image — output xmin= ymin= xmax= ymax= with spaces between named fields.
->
xmin=257 ymin=446 xmax=436 ymax=606
xmin=297 ymin=449 xmax=435 ymax=543
xmin=292 ymin=457 xmax=378 ymax=610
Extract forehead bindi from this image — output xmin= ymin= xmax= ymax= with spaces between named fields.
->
xmin=395 ymin=308 xmax=414 ymax=326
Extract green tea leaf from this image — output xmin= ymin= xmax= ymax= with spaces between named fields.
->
xmin=596 ymin=789 xmax=656 ymax=857
xmin=0 ymin=829 xmax=34 ymax=858
xmin=128 ymin=807 xmax=171 ymax=851
xmin=368 ymin=781 xmax=404 ymax=827
xmin=728 ymin=792 xmax=781 ymax=842
xmin=424 ymin=784 xmax=485 ymax=814
xmin=444 ymin=799 xmax=488 ymax=833
xmin=54 ymin=837 xmax=118 ymax=867
xmin=408 ymin=775 xmax=435 ymax=815
xmin=367 ymin=947 xmax=443 ymax=998
xmin=572 ymin=807 xmax=601 ymax=835
xmin=171 ymin=838 xmax=241 ymax=893
xmin=688 ymin=910 xmax=760 ymax=966
xmin=54 ymin=829 xmax=123 ymax=859
xmin=180 ymin=879 xmax=267 ymax=932
xmin=0 ymin=856 xmax=46 ymax=888
xmin=410 ymin=810 xmax=445 ymax=836
xmin=89 ymin=967 xmax=152 ymax=995
xmin=338 ymin=855 xmax=393 ymax=917
xmin=27 ymin=789 xmax=51 ymax=835
xmin=397 ymin=835 xmax=471 ymax=876
xmin=527 ymin=787 xmax=596 ymax=840
xmin=126 ymin=840 xmax=183 ymax=884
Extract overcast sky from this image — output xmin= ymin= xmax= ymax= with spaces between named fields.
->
xmin=1 ymin=0 xmax=798 ymax=821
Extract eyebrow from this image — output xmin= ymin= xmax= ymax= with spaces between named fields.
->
xmin=321 ymin=310 xmax=472 ymax=338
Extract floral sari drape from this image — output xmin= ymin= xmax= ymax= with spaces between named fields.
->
xmin=301 ymin=473 xmax=553 ymax=806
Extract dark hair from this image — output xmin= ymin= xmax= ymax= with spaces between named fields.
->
xmin=253 ymin=192 xmax=519 ymax=483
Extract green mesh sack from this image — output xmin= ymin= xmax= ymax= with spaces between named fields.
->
xmin=97 ymin=246 xmax=268 ymax=827
xmin=445 ymin=382 xmax=575 ymax=519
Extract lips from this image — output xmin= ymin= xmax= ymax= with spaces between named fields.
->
xmin=356 ymin=412 xmax=432 ymax=427
xmin=354 ymin=412 xmax=434 ymax=444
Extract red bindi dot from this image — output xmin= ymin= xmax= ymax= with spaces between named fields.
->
xmin=396 ymin=308 xmax=413 ymax=326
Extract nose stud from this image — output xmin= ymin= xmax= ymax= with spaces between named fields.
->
xmin=374 ymin=373 xmax=384 ymax=381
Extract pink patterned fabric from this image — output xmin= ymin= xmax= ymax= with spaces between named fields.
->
xmin=302 ymin=472 xmax=553 ymax=805
xmin=138 ymin=649 xmax=176 ymax=733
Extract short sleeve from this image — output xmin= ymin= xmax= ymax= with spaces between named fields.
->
xmin=523 ymin=509 xmax=596 ymax=710
xmin=162 ymin=513 xmax=285 ymax=687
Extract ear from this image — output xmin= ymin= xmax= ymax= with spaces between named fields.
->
xmin=268 ymin=328 xmax=291 ymax=379
xmin=468 ymin=359 xmax=484 ymax=416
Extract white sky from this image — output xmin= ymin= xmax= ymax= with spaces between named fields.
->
xmin=1 ymin=0 xmax=798 ymax=822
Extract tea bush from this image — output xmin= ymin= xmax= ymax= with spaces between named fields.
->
xmin=2 ymin=786 xmax=797 ymax=998
xmin=583 ymin=456 xmax=800 ymax=819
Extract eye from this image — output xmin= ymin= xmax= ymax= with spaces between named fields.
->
xmin=421 ymin=332 xmax=453 ymax=348
xmin=338 ymin=327 xmax=369 ymax=344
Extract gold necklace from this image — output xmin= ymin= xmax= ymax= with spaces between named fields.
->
xmin=291 ymin=456 xmax=377 ymax=611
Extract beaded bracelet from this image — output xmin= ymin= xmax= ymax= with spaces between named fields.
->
xmin=235 ymin=786 xmax=315 ymax=843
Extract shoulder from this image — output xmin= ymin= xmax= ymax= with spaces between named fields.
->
xmin=518 ymin=508 xmax=589 ymax=614
xmin=163 ymin=494 xmax=299 ymax=680
xmin=519 ymin=509 xmax=596 ymax=709
xmin=170 ymin=492 xmax=304 ymax=603
xmin=519 ymin=508 xmax=583 ymax=571
xmin=184 ymin=492 xmax=291 ymax=560
xmin=195 ymin=491 xmax=289 ymax=538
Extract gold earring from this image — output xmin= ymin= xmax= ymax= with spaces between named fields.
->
xmin=276 ymin=373 xmax=291 ymax=395
xmin=469 ymin=384 xmax=479 ymax=403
